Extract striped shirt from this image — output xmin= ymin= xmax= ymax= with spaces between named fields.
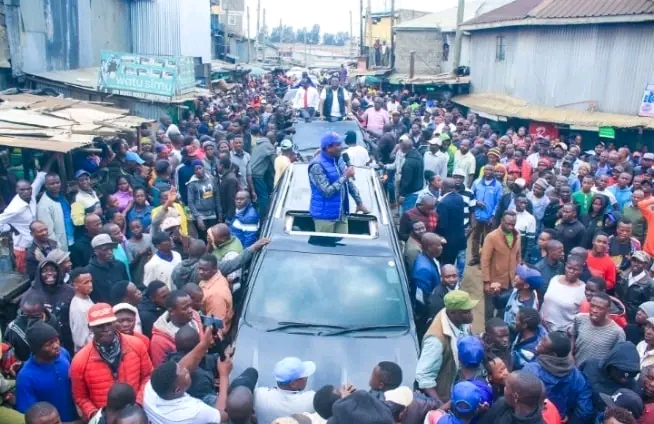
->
xmin=458 ymin=188 xmax=476 ymax=229
xmin=572 ymin=313 xmax=625 ymax=367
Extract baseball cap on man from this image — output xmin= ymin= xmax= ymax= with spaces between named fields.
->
xmin=444 ymin=290 xmax=478 ymax=311
xmin=274 ymin=357 xmax=316 ymax=384
xmin=632 ymin=250 xmax=651 ymax=264
xmin=643 ymin=152 xmax=654 ymax=160
xmin=515 ymin=264 xmax=544 ymax=290
xmin=320 ymin=132 xmax=343 ymax=150
xmin=74 ymin=169 xmax=91 ymax=179
xmin=280 ymin=139 xmax=294 ymax=151
xmin=91 ymin=234 xmax=117 ymax=249
xmin=451 ymin=381 xmax=484 ymax=415
xmin=428 ymin=137 xmax=442 ymax=146
xmin=125 ymin=151 xmax=145 ymax=165
xmin=161 ymin=216 xmax=182 ymax=231
xmin=87 ymin=303 xmax=118 ymax=327
xmin=599 ymin=389 xmax=644 ymax=418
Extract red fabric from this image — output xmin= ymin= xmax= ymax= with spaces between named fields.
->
xmin=131 ymin=332 xmax=150 ymax=351
xmin=150 ymin=311 xmax=202 ymax=367
xmin=507 ymin=160 xmax=533 ymax=185
xmin=70 ymin=333 xmax=153 ymax=420
xmin=13 ymin=248 xmax=26 ymax=273
xmin=529 ymin=122 xmax=559 ymax=140
xmin=639 ymin=403 xmax=654 ymax=423
xmin=586 ymin=253 xmax=618 ymax=290
xmin=304 ymin=90 xmax=308 ymax=108
xmin=578 ymin=299 xmax=627 ymax=328
xmin=542 ymin=399 xmax=562 ymax=424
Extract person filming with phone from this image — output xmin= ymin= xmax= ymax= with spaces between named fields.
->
xmin=308 ymin=133 xmax=370 ymax=234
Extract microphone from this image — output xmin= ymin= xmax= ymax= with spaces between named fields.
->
xmin=342 ymin=152 xmax=355 ymax=180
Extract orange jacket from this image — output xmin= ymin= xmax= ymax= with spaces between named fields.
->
xmin=70 ymin=333 xmax=153 ymax=420
xmin=639 ymin=197 xmax=654 ymax=256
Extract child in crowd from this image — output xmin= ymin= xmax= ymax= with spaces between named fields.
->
xmin=113 ymin=176 xmax=134 ymax=213
xmin=511 ymin=307 xmax=548 ymax=370
xmin=491 ymin=264 xmax=543 ymax=332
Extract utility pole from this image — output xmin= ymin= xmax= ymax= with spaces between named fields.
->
xmin=246 ymin=6 xmax=250 ymax=63
xmin=359 ymin=0 xmax=364 ymax=56
xmin=224 ymin=4 xmax=230 ymax=60
xmin=255 ymin=0 xmax=260 ymax=60
xmin=366 ymin=0 xmax=372 ymax=64
xmin=451 ymin=0 xmax=465 ymax=72
xmin=390 ymin=0 xmax=395 ymax=68
xmin=349 ymin=10 xmax=354 ymax=57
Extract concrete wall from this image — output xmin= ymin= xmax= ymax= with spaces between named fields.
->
xmin=394 ymin=29 xmax=443 ymax=75
xmin=467 ymin=23 xmax=654 ymax=115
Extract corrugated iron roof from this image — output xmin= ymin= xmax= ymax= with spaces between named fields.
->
xmin=394 ymin=0 xmax=516 ymax=31
xmin=453 ymin=92 xmax=654 ymax=129
xmin=463 ymin=0 xmax=654 ymax=27
xmin=463 ymin=0 xmax=544 ymax=25
xmin=0 ymin=93 xmax=151 ymax=152
xmin=530 ymin=0 xmax=654 ymax=19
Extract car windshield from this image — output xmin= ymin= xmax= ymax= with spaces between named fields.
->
xmin=292 ymin=121 xmax=364 ymax=151
xmin=245 ymin=251 xmax=409 ymax=329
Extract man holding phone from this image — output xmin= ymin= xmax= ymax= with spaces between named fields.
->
xmin=197 ymin=253 xmax=234 ymax=337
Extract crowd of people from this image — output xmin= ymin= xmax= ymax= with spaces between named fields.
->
xmin=0 ymin=67 xmax=653 ymax=424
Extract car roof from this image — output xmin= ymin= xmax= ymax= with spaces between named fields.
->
xmin=265 ymin=163 xmax=396 ymax=257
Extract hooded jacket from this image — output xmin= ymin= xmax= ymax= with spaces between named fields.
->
xmin=578 ymin=295 xmax=627 ymax=328
xmin=150 ymin=310 xmax=203 ymax=367
xmin=22 ymin=258 xmax=75 ymax=353
xmin=186 ymin=174 xmax=221 ymax=221
xmin=4 ymin=310 xmax=61 ymax=362
xmin=580 ymin=341 xmax=642 ymax=411
xmin=523 ymin=355 xmax=594 ymax=424
xmin=399 ymin=149 xmax=424 ymax=196
xmin=171 ymin=257 xmax=201 ymax=289
xmin=615 ymin=271 xmax=654 ymax=323
xmin=580 ymin=195 xmax=611 ymax=248
xmin=137 ymin=297 xmax=165 ymax=339
xmin=479 ymin=398 xmax=545 ymax=424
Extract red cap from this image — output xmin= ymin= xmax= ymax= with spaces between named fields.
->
xmin=87 ymin=303 xmax=117 ymax=327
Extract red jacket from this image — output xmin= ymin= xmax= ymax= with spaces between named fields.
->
xmin=150 ymin=310 xmax=203 ymax=367
xmin=70 ymin=333 xmax=153 ymax=420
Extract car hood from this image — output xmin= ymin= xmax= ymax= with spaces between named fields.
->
xmin=233 ymin=324 xmax=419 ymax=390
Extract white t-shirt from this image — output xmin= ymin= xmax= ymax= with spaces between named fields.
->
xmin=541 ymin=276 xmax=586 ymax=332
xmin=253 ymin=387 xmax=315 ymax=424
xmin=143 ymin=381 xmax=222 ymax=424
xmin=344 ymin=145 xmax=370 ymax=167
xmin=70 ymin=296 xmax=94 ymax=352
xmin=320 ymin=87 xmax=350 ymax=118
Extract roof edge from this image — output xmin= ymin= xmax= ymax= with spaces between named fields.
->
xmin=393 ymin=25 xmax=441 ymax=31
xmin=461 ymin=13 xmax=654 ymax=30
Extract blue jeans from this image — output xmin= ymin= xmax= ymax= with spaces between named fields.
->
xmin=385 ymin=170 xmax=396 ymax=203
xmin=299 ymin=107 xmax=316 ymax=121
xmin=253 ymin=175 xmax=270 ymax=217
xmin=456 ymin=249 xmax=467 ymax=279
xmin=401 ymin=192 xmax=418 ymax=215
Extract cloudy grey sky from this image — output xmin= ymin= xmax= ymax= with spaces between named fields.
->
xmin=243 ymin=0 xmax=459 ymax=36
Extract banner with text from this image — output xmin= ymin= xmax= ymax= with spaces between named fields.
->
xmin=98 ymin=51 xmax=196 ymax=100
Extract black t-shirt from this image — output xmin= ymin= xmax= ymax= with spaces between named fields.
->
xmin=168 ymin=352 xmax=219 ymax=400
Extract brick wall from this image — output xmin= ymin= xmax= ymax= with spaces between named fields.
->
xmin=394 ymin=30 xmax=443 ymax=75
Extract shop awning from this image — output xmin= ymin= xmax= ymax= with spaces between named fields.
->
xmin=453 ymin=93 xmax=654 ymax=130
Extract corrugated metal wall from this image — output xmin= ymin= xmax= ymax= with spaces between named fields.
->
xmin=87 ymin=0 xmax=132 ymax=65
xmin=441 ymin=32 xmax=471 ymax=74
xmin=468 ymin=22 xmax=654 ymax=115
xmin=131 ymin=0 xmax=210 ymax=63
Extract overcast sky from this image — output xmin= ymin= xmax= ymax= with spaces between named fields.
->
xmin=243 ymin=0 xmax=459 ymax=36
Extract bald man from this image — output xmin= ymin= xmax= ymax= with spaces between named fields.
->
xmin=226 ymin=386 xmax=255 ymax=424
xmin=479 ymin=371 xmax=545 ymax=424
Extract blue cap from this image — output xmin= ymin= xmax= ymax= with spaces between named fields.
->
xmin=451 ymin=381 xmax=484 ymax=415
xmin=515 ymin=264 xmax=544 ymax=290
xmin=274 ymin=357 xmax=316 ymax=384
xmin=74 ymin=169 xmax=91 ymax=179
xmin=125 ymin=151 xmax=145 ymax=165
xmin=320 ymin=132 xmax=344 ymax=150
xmin=457 ymin=336 xmax=485 ymax=368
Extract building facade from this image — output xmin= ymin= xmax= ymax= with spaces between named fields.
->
xmin=364 ymin=9 xmax=430 ymax=46
xmin=466 ymin=23 xmax=654 ymax=115
xmin=393 ymin=29 xmax=443 ymax=75
xmin=211 ymin=0 xmax=246 ymax=36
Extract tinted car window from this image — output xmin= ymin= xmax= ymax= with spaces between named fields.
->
xmin=245 ymin=251 xmax=408 ymax=328
xmin=292 ymin=121 xmax=364 ymax=151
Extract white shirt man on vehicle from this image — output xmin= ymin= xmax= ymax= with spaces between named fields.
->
xmin=293 ymin=79 xmax=320 ymax=121
xmin=319 ymin=76 xmax=351 ymax=121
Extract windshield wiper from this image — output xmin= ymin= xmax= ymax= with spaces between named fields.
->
xmin=323 ymin=325 xmax=409 ymax=336
xmin=265 ymin=321 xmax=348 ymax=332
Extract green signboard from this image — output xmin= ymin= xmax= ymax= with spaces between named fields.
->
xmin=599 ymin=126 xmax=615 ymax=139
xmin=98 ymin=50 xmax=196 ymax=100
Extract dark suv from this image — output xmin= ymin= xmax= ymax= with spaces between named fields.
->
xmin=232 ymin=163 xmax=419 ymax=389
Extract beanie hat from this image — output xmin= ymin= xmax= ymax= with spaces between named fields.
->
xmin=26 ymin=321 xmax=59 ymax=353
xmin=639 ymin=301 xmax=654 ymax=318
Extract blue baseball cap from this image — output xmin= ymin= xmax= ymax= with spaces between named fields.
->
xmin=515 ymin=264 xmax=544 ymax=290
xmin=274 ymin=357 xmax=316 ymax=384
xmin=320 ymin=132 xmax=344 ymax=150
xmin=451 ymin=381 xmax=484 ymax=415
xmin=125 ymin=151 xmax=145 ymax=165
xmin=457 ymin=336 xmax=485 ymax=368
xmin=74 ymin=169 xmax=91 ymax=179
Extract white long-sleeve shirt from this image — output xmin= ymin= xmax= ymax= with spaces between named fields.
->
xmin=0 ymin=172 xmax=46 ymax=249
xmin=293 ymin=86 xmax=320 ymax=110
xmin=143 ymin=252 xmax=182 ymax=289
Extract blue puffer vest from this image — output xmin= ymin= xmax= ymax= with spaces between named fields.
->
xmin=309 ymin=152 xmax=346 ymax=220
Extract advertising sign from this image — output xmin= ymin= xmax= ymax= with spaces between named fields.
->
xmin=98 ymin=51 xmax=196 ymax=100
xmin=528 ymin=122 xmax=559 ymax=140
xmin=639 ymin=83 xmax=654 ymax=117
